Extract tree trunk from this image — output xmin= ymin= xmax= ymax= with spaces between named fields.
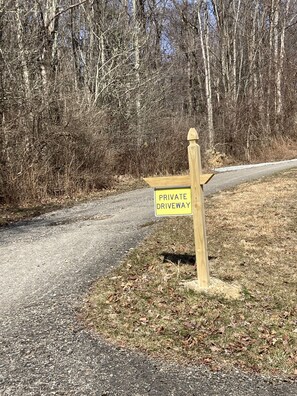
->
xmin=198 ymin=0 xmax=214 ymax=150
xmin=276 ymin=0 xmax=291 ymax=130
xmin=132 ymin=0 xmax=142 ymax=147
xmin=16 ymin=0 xmax=31 ymax=102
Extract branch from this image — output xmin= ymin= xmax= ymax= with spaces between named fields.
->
xmin=285 ymin=19 xmax=297 ymax=31
xmin=46 ymin=0 xmax=89 ymax=28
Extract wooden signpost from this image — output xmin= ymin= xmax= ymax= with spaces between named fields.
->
xmin=144 ymin=128 xmax=213 ymax=289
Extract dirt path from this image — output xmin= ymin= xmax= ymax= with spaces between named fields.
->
xmin=1 ymin=160 xmax=297 ymax=396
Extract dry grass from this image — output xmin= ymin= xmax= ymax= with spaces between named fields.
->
xmin=84 ymin=169 xmax=297 ymax=378
xmin=251 ymin=137 xmax=297 ymax=163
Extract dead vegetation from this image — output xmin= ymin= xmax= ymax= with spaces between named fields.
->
xmin=84 ymin=169 xmax=297 ymax=378
xmin=0 ymin=176 xmax=145 ymax=227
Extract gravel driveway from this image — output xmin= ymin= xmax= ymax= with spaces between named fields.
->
xmin=1 ymin=160 xmax=297 ymax=395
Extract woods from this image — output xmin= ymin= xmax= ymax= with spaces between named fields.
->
xmin=0 ymin=0 xmax=296 ymax=204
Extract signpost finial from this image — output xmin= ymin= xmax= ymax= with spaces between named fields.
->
xmin=187 ymin=128 xmax=199 ymax=142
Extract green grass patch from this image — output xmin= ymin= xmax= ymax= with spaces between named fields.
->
xmin=83 ymin=169 xmax=297 ymax=378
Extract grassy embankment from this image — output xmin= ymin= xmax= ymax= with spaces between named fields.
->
xmin=84 ymin=169 xmax=297 ymax=378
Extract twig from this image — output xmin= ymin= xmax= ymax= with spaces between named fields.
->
xmin=46 ymin=0 xmax=89 ymax=28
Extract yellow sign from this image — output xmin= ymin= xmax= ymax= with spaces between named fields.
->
xmin=154 ymin=188 xmax=192 ymax=216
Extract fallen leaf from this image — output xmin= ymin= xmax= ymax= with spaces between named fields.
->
xmin=210 ymin=345 xmax=220 ymax=352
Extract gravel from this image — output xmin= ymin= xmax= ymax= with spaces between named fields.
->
xmin=1 ymin=160 xmax=297 ymax=395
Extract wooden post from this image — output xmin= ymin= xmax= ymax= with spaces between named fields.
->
xmin=187 ymin=128 xmax=210 ymax=288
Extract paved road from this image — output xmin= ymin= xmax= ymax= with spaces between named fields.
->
xmin=1 ymin=160 xmax=297 ymax=396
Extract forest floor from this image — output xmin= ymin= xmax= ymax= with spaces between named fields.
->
xmin=84 ymin=168 xmax=297 ymax=379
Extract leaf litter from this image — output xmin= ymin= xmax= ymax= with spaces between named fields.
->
xmin=83 ymin=169 xmax=297 ymax=379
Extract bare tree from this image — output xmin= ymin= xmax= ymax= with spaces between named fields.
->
xmin=198 ymin=0 xmax=214 ymax=150
xmin=1 ymin=0 xmax=297 ymax=205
